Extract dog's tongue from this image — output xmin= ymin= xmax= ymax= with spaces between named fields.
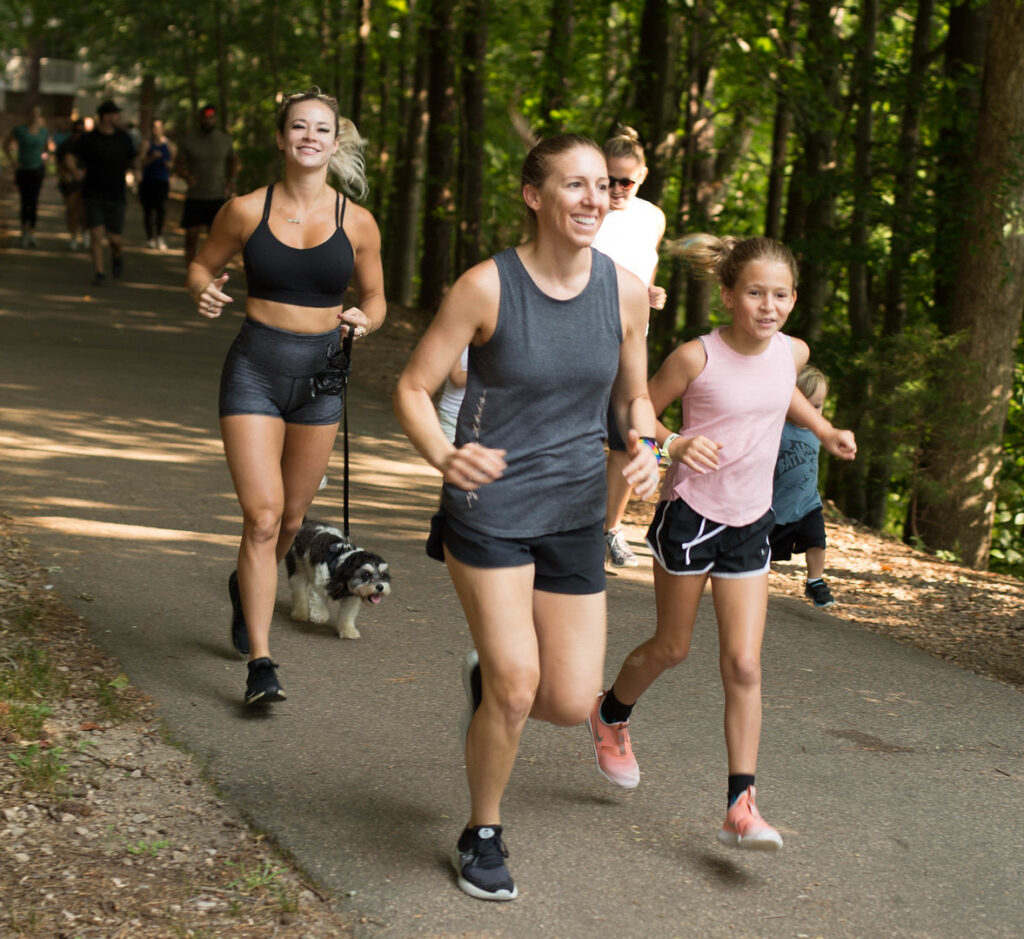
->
xmin=369 ymin=595 xmax=382 ymax=604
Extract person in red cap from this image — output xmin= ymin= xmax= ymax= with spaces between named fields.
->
xmin=174 ymin=103 xmax=238 ymax=265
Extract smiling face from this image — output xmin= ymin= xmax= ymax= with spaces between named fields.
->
xmin=721 ymin=258 xmax=798 ymax=350
xmin=523 ymin=144 xmax=609 ymax=248
xmin=606 ymin=154 xmax=646 ymax=211
xmin=277 ymin=99 xmax=339 ymax=168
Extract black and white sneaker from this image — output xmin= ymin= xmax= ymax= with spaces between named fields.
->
xmin=227 ymin=570 xmax=250 ymax=656
xmin=451 ymin=826 xmax=517 ymax=901
xmin=245 ymin=657 xmax=286 ymax=706
xmin=460 ymin=649 xmax=482 ymax=746
xmin=804 ymin=578 xmax=836 ymax=608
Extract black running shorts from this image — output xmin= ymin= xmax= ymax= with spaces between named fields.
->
xmin=646 ymin=498 xmax=773 ymax=578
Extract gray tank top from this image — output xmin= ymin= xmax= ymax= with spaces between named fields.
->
xmin=442 ymin=246 xmax=623 ymax=537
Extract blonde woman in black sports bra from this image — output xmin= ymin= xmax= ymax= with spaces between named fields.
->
xmin=187 ymin=88 xmax=386 ymax=706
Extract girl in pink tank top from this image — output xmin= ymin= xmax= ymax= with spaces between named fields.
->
xmin=586 ymin=235 xmax=857 ymax=851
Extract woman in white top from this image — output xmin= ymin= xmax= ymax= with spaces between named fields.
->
xmin=591 ymin=127 xmax=667 ymax=568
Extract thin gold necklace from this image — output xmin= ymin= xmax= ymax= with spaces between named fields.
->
xmin=284 ymin=185 xmax=326 ymax=224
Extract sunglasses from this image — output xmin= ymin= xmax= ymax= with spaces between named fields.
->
xmin=608 ymin=177 xmax=638 ymax=191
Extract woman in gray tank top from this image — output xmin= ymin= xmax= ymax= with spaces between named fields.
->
xmin=394 ymin=135 xmax=661 ymax=901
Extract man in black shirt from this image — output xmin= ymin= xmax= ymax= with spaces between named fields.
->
xmin=69 ymin=100 xmax=136 ymax=285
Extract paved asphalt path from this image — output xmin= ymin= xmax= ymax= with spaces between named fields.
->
xmin=1 ymin=191 xmax=1022 ymax=937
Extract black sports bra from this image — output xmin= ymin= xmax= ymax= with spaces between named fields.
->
xmin=243 ymin=184 xmax=355 ymax=307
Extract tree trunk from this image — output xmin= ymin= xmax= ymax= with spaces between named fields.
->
xmin=417 ymin=0 xmax=457 ymax=310
xmin=350 ymin=0 xmax=370 ymax=127
xmin=538 ymin=0 xmax=575 ymax=134
xmin=914 ymin=0 xmax=1024 ymax=568
xmin=791 ymin=0 xmax=840 ymax=344
xmin=829 ymin=0 xmax=878 ymax=525
xmin=456 ymin=0 xmax=489 ymax=272
xmin=932 ymin=1 xmax=989 ymax=330
xmin=386 ymin=4 xmax=429 ymax=307
xmin=630 ymin=0 xmax=675 ymax=202
xmin=765 ymin=3 xmax=797 ymax=241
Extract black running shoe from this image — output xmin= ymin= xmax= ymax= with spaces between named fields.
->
xmin=111 ymin=254 xmax=124 ymax=278
xmin=91 ymin=271 xmax=107 ymax=286
xmin=228 ymin=571 xmax=250 ymax=656
xmin=451 ymin=826 xmax=517 ymax=901
xmin=805 ymin=579 xmax=836 ymax=608
xmin=245 ymin=657 xmax=286 ymax=706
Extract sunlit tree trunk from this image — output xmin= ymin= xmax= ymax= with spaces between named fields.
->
xmin=914 ymin=0 xmax=1024 ymax=568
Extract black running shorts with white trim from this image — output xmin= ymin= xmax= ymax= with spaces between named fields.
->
xmin=646 ymin=498 xmax=773 ymax=578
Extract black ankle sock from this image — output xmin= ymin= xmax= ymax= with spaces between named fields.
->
xmin=599 ymin=687 xmax=634 ymax=725
xmin=728 ymin=774 xmax=756 ymax=807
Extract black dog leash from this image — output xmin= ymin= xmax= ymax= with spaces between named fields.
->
xmin=341 ymin=328 xmax=354 ymax=539
xmin=309 ymin=327 xmax=355 ymax=538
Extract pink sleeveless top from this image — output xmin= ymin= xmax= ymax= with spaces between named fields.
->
xmin=662 ymin=327 xmax=795 ymax=526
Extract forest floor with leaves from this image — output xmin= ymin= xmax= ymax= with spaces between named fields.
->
xmin=2 ymin=301 xmax=1022 ymax=936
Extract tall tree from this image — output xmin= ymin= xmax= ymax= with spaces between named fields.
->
xmin=385 ymin=3 xmax=429 ymax=307
xmin=913 ymin=0 xmax=1024 ymax=568
xmin=418 ymin=0 xmax=457 ymax=310
xmin=629 ymin=0 xmax=675 ymax=202
xmin=456 ymin=0 xmax=489 ymax=272
xmin=537 ymin=0 xmax=574 ymax=134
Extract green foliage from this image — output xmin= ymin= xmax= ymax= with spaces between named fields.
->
xmin=10 ymin=0 xmax=1021 ymax=574
xmin=125 ymin=838 xmax=171 ymax=856
xmin=226 ymin=858 xmax=285 ymax=891
xmin=9 ymin=744 xmax=68 ymax=792
xmin=991 ymin=352 xmax=1024 ymax=576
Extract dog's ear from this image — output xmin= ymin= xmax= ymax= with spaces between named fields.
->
xmin=329 ymin=543 xmax=345 ymax=554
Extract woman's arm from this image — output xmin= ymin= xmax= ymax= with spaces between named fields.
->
xmin=340 ymin=203 xmax=387 ymax=338
xmin=393 ymin=261 xmax=506 ymax=491
xmin=186 ymin=195 xmax=251 ymax=317
xmin=609 ymin=270 xmax=660 ymax=499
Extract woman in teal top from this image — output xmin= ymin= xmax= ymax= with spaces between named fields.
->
xmin=3 ymin=105 xmax=51 ymax=247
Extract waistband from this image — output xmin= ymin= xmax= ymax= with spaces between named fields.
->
xmin=233 ymin=318 xmax=342 ymax=378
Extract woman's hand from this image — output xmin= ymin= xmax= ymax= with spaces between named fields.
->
xmin=195 ymin=273 xmax=232 ymax=319
xmin=623 ymin=431 xmax=663 ymax=500
xmin=338 ymin=307 xmax=375 ymax=341
xmin=441 ymin=442 xmax=507 ymax=491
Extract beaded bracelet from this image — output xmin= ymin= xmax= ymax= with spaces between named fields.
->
xmin=639 ymin=435 xmax=662 ymax=465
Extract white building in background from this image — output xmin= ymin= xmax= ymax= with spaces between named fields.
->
xmin=1 ymin=50 xmax=137 ymax=133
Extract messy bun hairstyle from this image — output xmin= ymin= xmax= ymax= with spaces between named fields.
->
xmin=603 ymin=125 xmax=646 ymax=165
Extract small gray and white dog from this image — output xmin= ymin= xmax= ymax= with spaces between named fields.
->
xmin=285 ymin=518 xmax=391 ymax=639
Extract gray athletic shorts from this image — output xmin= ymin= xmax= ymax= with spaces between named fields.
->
xmin=219 ymin=318 xmax=344 ymax=425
